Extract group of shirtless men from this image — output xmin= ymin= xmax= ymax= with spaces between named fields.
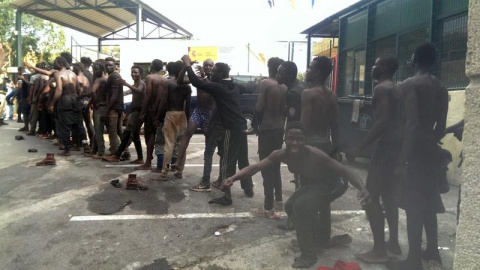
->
xmin=21 ymin=42 xmax=447 ymax=269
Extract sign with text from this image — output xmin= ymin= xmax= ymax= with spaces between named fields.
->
xmin=188 ymin=46 xmax=218 ymax=62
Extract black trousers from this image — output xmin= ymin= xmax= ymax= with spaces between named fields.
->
xmin=220 ymin=129 xmax=253 ymax=190
xmin=285 ymin=183 xmax=331 ymax=264
xmin=258 ymin=128 xmax=284 ymax=210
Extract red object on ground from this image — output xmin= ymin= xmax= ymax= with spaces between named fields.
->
xmin=317 ymin=260 xmax=362 ymax=270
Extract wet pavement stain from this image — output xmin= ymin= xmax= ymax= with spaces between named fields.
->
xmin=86 ymin=183 xmax=170 ymax=215
xmin=162 ymin=184 xmax=186 ymax=203
xmin=138 ymin=258 xmax=172 ymax=270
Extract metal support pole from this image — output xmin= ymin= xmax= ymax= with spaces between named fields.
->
xmin=97 ymin=38 xmax=102 ymax=59
xmin=287 ymin=42 xmax=291 ymax=61
xmin=291 ymin=42 xmax=295 ymax=62
xmin=15 ymin=9 xmax=22 ymax=67
xmin=247 ymin=43 xmax=250 ymax=73
xmin=307 ymin=33 xmax=312 ymax=67
xmin=136 ymin=5 xmax=142 ymax=41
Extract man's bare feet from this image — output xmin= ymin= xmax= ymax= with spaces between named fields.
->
xmin=355 ymin=250 xmax=389 ymax=264
xmin=129 ymin=159 xmax=144 ymax=164
xmin=386 ymin=241 xmax=402 ymax=255
xmin=135 ymin=164 xmax=151 ymax=170
xmin=102 ymin=155 xmax=119 ymax=162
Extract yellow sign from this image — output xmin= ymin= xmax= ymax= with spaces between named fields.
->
xmin=188 ymin=47 xmax=218 ymax=62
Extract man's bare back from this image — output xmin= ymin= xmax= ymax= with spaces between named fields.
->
xmin=301 ymin=86 xmax=338 ymax=143
xmin=77 ymin=73 xmax=90 ymax=96
xmin=256 ymin=78 xmax=286 ymax=130
xmin=145 ymin=74 xmax=166 ymax=111
xmin=401 ymin=73 xmax=448 ymax=143
xmin=164 ymin=79 xmax=191 ymax=112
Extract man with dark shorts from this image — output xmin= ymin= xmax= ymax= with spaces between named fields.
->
xmin=172 ymin=59 xmax=216 ymax=184
xmin=250 ymin=57 xmax=286 ymax=218
xmin=346 ymin=55 xmax=403 ymax=263
xmin=181 ymin=55 xmax=254 ymax=205
xmin=103 ymin=65 xmax=146 ymax=164
xmin=387 ymin=43 xmax=448 ymax=270
xmin=103 ymin=57 xmax=124 ymax=155
xmin=136 ymin=59 xmax=166 ymax=170
xmin=48 ymin=56 xmax=87 ymax=156
xmin=156 ymin=61 xmax=191 ymax=181
xmin=223 ymin=122 xmax=370 ymax=268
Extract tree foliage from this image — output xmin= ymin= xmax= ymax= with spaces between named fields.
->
xmin=0 ymin=0 xmax=66 ymax=70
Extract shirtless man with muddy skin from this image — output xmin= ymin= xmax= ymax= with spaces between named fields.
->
xmin=90 ymin=59 xmax=109 ymax=159
xmin=155 ymin=61 xmax=191 ymax=181
xmin=171 ymin=59 xmax=215 ymax=184
xmin=347 ymin=55 xmax=404 ymax=263
xmin=72 ymin=63 xmax=94 ymax=152
xmin=103 ymin=65 xmax=146 ymax=164
xmin=49 ymin=56 xmax=87 ymax=156
xmin=387 ymin=43 xmax=448 ymax=270
xmin=136 ymin=59 xmax=166 ymax=170
xmin=223 ymin=122 xmax=369 ymax=269
xmin=250 ymin=57 xmax=287 ymax=218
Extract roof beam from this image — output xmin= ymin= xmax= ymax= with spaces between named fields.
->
xmin=33 ymin=0 xmax=116 ymax=33
xmin=28 ymin=11 xmax=100 ymax=38
xmin=75 ymin=0 xmax=130 ymax=25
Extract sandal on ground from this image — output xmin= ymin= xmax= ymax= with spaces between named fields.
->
xmin=208 ymin=196 xmax=232 ymax=206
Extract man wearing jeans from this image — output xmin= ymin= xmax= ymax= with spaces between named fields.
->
xmin=181 ymin=55 xmax=254 ymax=205
xmin=103 ymin=57 xmax=124 ymax=155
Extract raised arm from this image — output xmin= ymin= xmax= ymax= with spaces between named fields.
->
xmin=24 ymin=62 xmax=54 ymax=77
xmin=120 ymin=78 xmax=145 ymax=95
xmin=177 ymin=65 xmax=191 ymax=85
xmin=223 ymin=150 xmax=284 ymax=187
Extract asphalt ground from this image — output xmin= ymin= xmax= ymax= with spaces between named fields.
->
xmin=0 ymin=121 xmax=458 ymax=270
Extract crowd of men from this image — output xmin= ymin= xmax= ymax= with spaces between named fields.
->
xmin=5 ymin=42 xmax=449 ymax=269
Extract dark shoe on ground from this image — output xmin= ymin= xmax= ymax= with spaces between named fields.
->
xmin=28 ymin=148 xmax=38 ymax=153
xmin=36 ymin=153 xmax=56 ymax=166
xmin=126 ymin=174 xmax=148 ymax=190
xmin=190 ymin=183 xmax=211 ymax=192
xmin=208 ymin=196 xmax=232 ymax=206
xmin=423 ymin=250 xmax=442 ymax=265
xmin=110 ymin=179 xmax=122 ymax=188
xmin=26 ymin=131 xmax=35 ymax=136
xmin=18 ymin=127 xmax=27 ymax=132
xmin=244 ymin=188 xmax=254 ymax=198
xmin=387 ymin=241 xmax=402 ymax=256
xmin=92 ymin=154 xmax=104 ymax=159
xmin=15 ymin=135 xmax=24 ymax=140
xmin=102 ymin=155 xmax=120 ymax=162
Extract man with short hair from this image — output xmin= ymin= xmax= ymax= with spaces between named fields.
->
xmin=103 ymin=65 xmax=146 ymax=164
xmin=172 ymin=59 xmax=216 ymax=185
xmin=223 ymin=122 xmax=370 ymax=269
xmin=81 ymin=57 xmax=94 ymax=86
xmin=48 ymin=56 xmax=87 ymax=156
xmin=156 ymin=61 xmax=191 ymax=181
xmin=181 ymin=55 xmax=254 ymax=205
xmin=250 ymin=57 xmax=287 ymax=218
xmin=277 ymin=61 xmax=306 ymax=125
xmin=103 ymin=57 xmax=124 ymax=154
xmin=347 ymin=55 xmax=404 ymax=263
xmin=387 ymin=43 xmax=448 ymax=270
xmin=136 ymin=59 xmax=166 ymax=170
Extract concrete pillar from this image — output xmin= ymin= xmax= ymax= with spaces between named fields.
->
xmin=454 ymin=1 xmax=480 ymax=269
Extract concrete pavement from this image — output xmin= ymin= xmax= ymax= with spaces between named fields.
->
xmin=0 ymin=122 xmax=458 ymax=270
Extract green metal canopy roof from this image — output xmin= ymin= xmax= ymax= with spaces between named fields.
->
xmin=11 ymin=0 xmax=193 ymax=40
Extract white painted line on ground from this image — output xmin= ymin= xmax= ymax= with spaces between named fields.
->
xmin=106 ymin=164 xmax=288 ymax=168
xmin=70 ymin=210 xmax=365 ymax=222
